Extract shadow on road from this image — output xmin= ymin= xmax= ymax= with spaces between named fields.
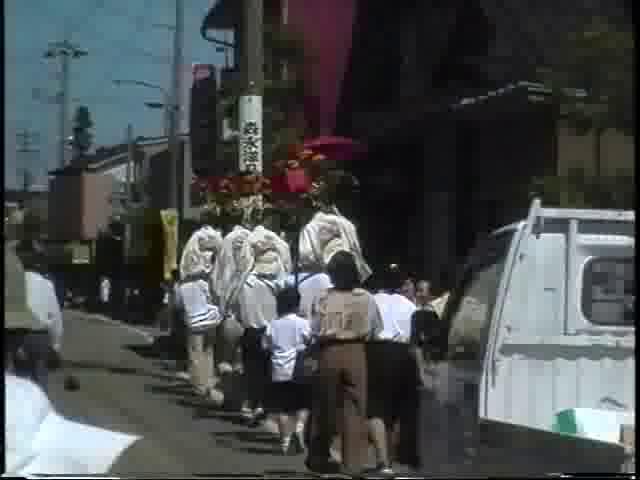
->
xmin=193 ymin=409 xmax=248 ymax=425
xmin=63 ymin=360 xmax=178 ymax=383
xmin=145 ymin=382 xmax=195 ymax=396
xmin=125 ymin=341 xmax=173 ymax=360
xmin=262 ymin=470 xmax=316 ymax=477
xmin=127 ymin=341 xmax=310 ymax=462
xmin=210 ymin=430 xmax=281 ymax=455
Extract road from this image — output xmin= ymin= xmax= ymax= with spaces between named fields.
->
xmin=49 ymin=310 xmax=311 ymax=476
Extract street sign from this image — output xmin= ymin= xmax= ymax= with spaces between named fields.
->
xmin=238 ymin=95 xmax=262 ymax=173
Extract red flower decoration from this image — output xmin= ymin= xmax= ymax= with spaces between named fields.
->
xmin=285 ymin=168 xmax=311 ymax=194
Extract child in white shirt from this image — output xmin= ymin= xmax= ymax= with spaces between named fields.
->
xmin=262 ymin=286 xmax=311 ymax=455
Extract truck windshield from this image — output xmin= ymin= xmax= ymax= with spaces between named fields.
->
xmin=442 ymin=230 xmax=515 ymax=367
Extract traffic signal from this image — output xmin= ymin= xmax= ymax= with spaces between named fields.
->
xmin=189 ymin=64 xmax=218 ymax=178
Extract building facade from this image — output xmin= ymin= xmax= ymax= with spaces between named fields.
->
xmin=203 ymin=0 xmax=633 ymax=285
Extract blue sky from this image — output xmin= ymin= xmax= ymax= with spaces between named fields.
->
xmin=5 ymin=0 xmax=228 ymax=189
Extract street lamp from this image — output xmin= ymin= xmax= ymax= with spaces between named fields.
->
xmin=112 ymin=79 xmax=172 ymax=137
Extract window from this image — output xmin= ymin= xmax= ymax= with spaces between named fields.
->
xmin=442 ymin=230 xmax=514 ymax=366
xmin=582 ymin=258 xmax=634 ymax=326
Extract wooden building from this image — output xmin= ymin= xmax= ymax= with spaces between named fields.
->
xmin=203 ymin=0 xmax=633 ymax=285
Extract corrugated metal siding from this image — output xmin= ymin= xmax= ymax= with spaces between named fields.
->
xmin=485 ymin=343 xmax=635 ymax=430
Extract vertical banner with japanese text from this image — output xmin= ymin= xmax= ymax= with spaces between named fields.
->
xmin=238 ymin=95 xmax=263 ymax=174
xmin=160 ymin=208 xmax=179 ymax=281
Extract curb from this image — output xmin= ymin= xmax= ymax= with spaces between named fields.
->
xmin=65 ymin=309 xmax=156 ymax=343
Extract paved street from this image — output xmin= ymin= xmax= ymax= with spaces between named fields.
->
xmin=49 ymin=310 xmax=311 ymax=476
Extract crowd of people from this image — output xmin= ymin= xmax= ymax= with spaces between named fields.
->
xmin=5 ymin=211 xmax=450 ymax=476
xmin=158 ymin=216 xmax=449 ymax=476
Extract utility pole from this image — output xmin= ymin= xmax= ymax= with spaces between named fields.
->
xmin=168 ymin=0 xmax=184 ymax=216
xmin=238 ymin=0 xmax=264 ymax=174
xmin=125 ymin=124 xmax=135 ymax=260
xmin=44 ymin=40 xmax=88 ymax=170
xmin=16 ymin=129 xmax=40 ymax=196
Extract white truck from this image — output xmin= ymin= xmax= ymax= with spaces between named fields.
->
xmin=418 ymin=198 xmax=635 ymax=475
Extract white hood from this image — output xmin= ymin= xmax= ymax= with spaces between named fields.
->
xmin=299 ymin=212 xmax=372 ymax=281
xmin=243 ymin=226 xmax=292 ymax=278
xmin=211 ymin=226 xmax=252 ymax=315
xmin=179 ymin=225 xmax=223 ymax=279
xmin=5 ymin=374 xmax=140 ymax=475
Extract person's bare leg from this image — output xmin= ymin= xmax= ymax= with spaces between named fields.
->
xmin=278 ymin=413 xmax=294 ymax=453
xmin=330 ymin=434 xmax=342 ymax=462
xmin=294 ymin=409 xmax=310 ymax=451
xmin=368 ymin=417 xmax=390 ymax=468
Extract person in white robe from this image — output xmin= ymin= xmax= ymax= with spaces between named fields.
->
xmin=178 ymin=226 xmax=224 ymax=401
xmin=289 ymin=212 xmax=372 ymax=320
xmin=10 ymin=244 xmax=62 ymax=394
xmin=294 ymin=212 xmax=373 ymax=464
xmin=210 ymin=226 xmax=253 ymax=375
xmin=236 ymin=226 xmax=292 ymax=423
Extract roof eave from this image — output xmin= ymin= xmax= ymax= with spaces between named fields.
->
xmin=202 ymin=0 xmax=239 ymax=32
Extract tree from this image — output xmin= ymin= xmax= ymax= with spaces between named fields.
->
xmin=533 ymin=17 xmax=634 ymax=208
xmin=72 ymin=105 xmax=94 ymax=164
xmin=538 ymin=17 xmax=634 ymax=175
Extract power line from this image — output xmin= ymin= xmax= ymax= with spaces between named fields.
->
xmin=80 ymin=0 xmax=164 ymax=107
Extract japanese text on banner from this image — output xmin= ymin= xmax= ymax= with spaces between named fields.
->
xmin=239 ymin=95 xmax=262 ymax=173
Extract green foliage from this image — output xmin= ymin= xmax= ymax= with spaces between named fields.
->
xmin=74 ymin=105 xmax=94 ymax=129
xmin=530 ymin=168 xmax=635 ymax=210
xmin=537 ymin=17 xmax=634 ymax=137
xmin=72 ymin=105 xmax=94 ymax=158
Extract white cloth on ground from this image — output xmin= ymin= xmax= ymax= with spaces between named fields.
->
xmin=262 ymin=313 xmax=311 ymax=382
xmin=25 ymin=271 xmax=63 ymax=353
xmin=5 ymin=374 xmax=140 ymax=475
xmin=179 ymin=279 xmax=221 ymax=332
xmin=373 ymin=292 xmax=417 ymax=343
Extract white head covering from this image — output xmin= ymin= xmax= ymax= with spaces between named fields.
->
xmin=179 ymin=225 xmax=223 ymax=279
xmin=5 ymin=374 xmax=140 ymax=475
xmin=211 ymin=226 xmax=253 ymax=315
xmin=243 ymin=226 xmax=292 ymax=278
xmin=299 ymin=212 xmax=372 ymax=281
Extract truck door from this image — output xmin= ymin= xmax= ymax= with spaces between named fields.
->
xmin=417 ymin=228 xmax=519 ymax=473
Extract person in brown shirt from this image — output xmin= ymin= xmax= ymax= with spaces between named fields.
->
xmin=306 ymin=251 xmax=383 ymax=476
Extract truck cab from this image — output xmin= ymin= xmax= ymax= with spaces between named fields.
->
xmin=418 ymin=198 xmax=635 ymax=475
